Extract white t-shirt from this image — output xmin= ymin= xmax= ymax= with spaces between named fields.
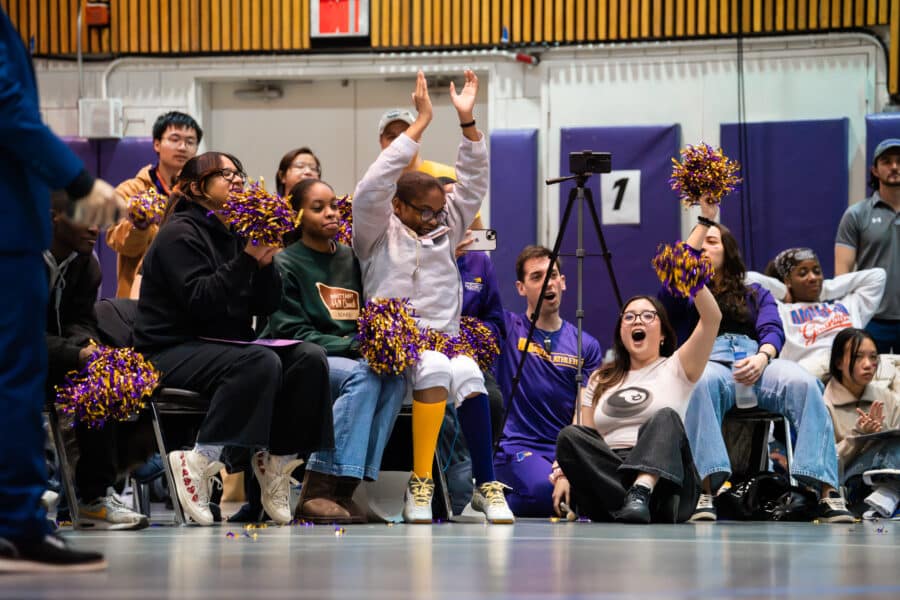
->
xmin=745 ymin=269 xmax=886 ymax=363
xmin=582 ymin=351 xmax=696 ymax=450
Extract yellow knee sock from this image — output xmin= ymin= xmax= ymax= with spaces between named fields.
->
xmin=411 ymin=399 xmax=446 ymax=479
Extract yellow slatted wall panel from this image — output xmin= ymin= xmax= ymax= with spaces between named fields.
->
xmin=3 ymin=2 xmax=898 ymax=94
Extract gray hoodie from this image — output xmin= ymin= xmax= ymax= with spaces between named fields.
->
xmin=352 ymin=132 xmax=488 ymax=335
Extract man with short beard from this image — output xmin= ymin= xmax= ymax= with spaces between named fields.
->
xmin=835 ymin=139 xmax=900 ymax=354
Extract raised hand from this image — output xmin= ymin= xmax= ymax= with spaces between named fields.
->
xmin=698 ymin=192 xmax=719 ymax=222
xmin=450 ymin=69 xmax=478 ymax=121
xmin=404 ymin=70 xmax=433 ymax=143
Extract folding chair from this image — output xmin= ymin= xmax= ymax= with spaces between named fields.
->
xmin=725 ymin=406 xmax=796 ymax=486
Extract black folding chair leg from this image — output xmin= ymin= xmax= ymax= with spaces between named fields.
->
xmin=150 ymin=401 xmax=187 ymax=525
xmin=46 ymin=405 xmax=79 ymax=523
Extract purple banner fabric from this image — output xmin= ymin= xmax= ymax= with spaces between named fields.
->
xmin=558 ymin=125 xmax=681 ymax=350
xmin=490 ymin=129 xmax=539 ymax=313
xmin=720 ymin=118 xmax=848 ymax=277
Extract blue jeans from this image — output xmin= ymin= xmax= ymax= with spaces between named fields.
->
xmin=684 ymin=334 xmax=839 ymax=490
xmin=306 ymin=357 xmax=405 ymax=480
xmin=844 ymin=441 xmax=900 ymax=484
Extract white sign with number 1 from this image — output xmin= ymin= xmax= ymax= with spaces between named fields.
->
xmin=600 ymin=170 xmax=641 ymax=225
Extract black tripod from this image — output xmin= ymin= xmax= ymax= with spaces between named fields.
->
xmin=506 ymin=166 xmax=624 ymax=428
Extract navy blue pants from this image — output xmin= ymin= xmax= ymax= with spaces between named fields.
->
xmin=0 ymin=253 xmax=50 ymax=541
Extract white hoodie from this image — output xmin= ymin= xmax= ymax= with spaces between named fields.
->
xmin=745 ymin=268 xmax=886 ymax=363
xmin=352 ymin=132 xmax=487 ymax=335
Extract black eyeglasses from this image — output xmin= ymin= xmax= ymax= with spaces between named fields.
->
xmin=215 ymin=168 xmax=246 ymax=182
xmin=622 ymin=310 xmax=658 ymax=325
xmin=403 ymin=200 xmax=447 ymax=223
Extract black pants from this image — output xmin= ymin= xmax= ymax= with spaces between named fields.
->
xmin=148 ymin=341 xmax=333 ymax=456
xmin=74 ymin=414 xmax=155 ymax=501
xmin=556 ymin=408 xmax=700 ymax=523
xmin=484 ymin=370 xmax=504 ymax=445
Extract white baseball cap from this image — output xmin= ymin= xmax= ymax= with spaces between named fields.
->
xmin=377 ymin=109 xmax=416 ymax=136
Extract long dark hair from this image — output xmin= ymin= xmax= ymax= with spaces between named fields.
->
xmin=589 ymin=295 xmax=677 ymax=406
xmin=282 ymin=178 xmax=335 ymax=245
xmin=829 ymin=327 xmax=877 ymax=386
xmin=161 ymin=152 xmax=244 ymax=225
xmin=709 ymin=223 xmax=754 ymax=324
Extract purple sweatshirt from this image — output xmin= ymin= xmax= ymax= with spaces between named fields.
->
xmin=659 ymin=282 xmax=785 ymax=353
xmin=457 ymin=251 xmax=506 ymax=344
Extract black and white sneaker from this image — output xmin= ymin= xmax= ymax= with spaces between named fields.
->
xmin=688 ymin=493 xmax=717 ymax=522
xmin=0 ymin=534 xmax=107 ymax=573
xmin=816 ymin=492 xmax=855 ymax=523
xmin=614 ymin=484 xmax=652 ymax=524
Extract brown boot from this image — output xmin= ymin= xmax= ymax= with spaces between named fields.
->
xmin=335 ymin=476 xmax=368 ymax=523
xmin=295 ymin=471 xmax=352 ymax=523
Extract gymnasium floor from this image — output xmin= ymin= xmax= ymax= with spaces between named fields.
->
xmin=2 ymin=514 xmax=898 ymax=599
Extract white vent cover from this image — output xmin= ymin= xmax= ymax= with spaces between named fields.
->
xmin=78 ymin=98 xmax=123 ymax=138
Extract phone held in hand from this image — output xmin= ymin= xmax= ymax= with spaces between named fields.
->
xmin=466 ymin=228 xmax=497 ymax=252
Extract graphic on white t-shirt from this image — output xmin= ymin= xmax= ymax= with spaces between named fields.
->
xmin=601 ymin=386 xmax=653 ymax=418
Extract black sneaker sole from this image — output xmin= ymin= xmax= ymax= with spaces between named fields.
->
xmin=0 ymin=556 xmax=108 ymax=573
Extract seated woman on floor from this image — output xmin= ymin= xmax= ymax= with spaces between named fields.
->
xmin=551 ymin=198 xmax=721 ymax=524
xmin=660 ymin=220 xmax=854 ymax=523
xmin=824 ymin=328 xmax=900 ymax=519
xmin=261 ymin=178 xmax=406 ymax=523
xmin=133 ymin=151 xmax=334 ymax=526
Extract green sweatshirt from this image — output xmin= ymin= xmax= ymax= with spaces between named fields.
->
xmin=262 ymin=241 xmax=362 ymax=358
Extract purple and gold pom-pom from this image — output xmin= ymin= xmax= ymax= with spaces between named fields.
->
xmin=454 ymin=317 xmax=500 ymax=370
xmin=669 ymin=143 xmax=742 ymax=207
xmin=335 ymin=195 xmax=353 ymax=246
xmin=55 ymin=345 xmax=160 ymax=429
xmin=423 ymin=327 xmax=454 ymax=356
xmin=356 ymin=298 xmax=423 ymax=375
xmin=127 ymin=188 xmax=167 ymax=227
xmin=218 ymin=179 xmax=298 ymax=247
xmin=652 ymin=241 xmax=715 ymax=299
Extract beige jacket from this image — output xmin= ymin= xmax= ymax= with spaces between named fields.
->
xmin=824 ymin=376 xmax=900 ymax=467
xmin=105 ymin=165 xmax=159 ymax=298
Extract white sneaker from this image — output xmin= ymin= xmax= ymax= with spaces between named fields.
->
xmin=688 ymin=493 xmax=717 ymax=522
xmin=470 ymin=481 xmax=515 ymax=524
xmin=863 ymin=469 xmax=900 ymax=487
xmin=402 ymin=475 xmax=434 ymax=524
xmin=76 ymin=494 xmax=149 ymax=531
xmin=252 ymin=451 xmax=304 ymax=525
xmin=168 ymin=450 xmax=224 ymax=526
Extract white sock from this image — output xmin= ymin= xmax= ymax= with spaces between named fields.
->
xmin=634 ymin=474 xmax=657 ymax=492
xmin=865 ymin=485 xmax=900 ymax=518
xmin=193 ymin=443 xmax=223 ymax=463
